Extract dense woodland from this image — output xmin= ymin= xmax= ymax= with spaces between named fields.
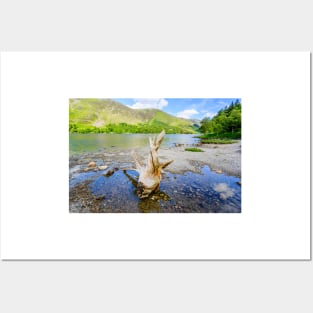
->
xmin=199 ymin=100 xmax=241 ymax=139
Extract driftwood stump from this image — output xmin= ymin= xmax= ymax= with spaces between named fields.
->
xmin=132 ymin=130 xmax=173 ymax=198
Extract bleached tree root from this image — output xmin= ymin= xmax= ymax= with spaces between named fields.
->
xmin=132 ymin=130 xmax=173 ymax=198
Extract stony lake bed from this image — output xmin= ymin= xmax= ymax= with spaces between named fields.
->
xmin=69 ymin=136 xmax=241 ymax=213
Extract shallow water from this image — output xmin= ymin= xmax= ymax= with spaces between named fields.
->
xmin=69 ymin=133 xmax=200 ymax=155
xmin=69 ymin=165 xmax=241 ymax=213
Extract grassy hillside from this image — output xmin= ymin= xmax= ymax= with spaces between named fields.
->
xmin=69 ymin=99 xmax=198 ymax=134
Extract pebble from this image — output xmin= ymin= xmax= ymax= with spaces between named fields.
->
xmin=88 ymin=161 xmax=96 ymax=168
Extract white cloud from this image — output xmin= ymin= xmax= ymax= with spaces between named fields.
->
xmin=128 ymin=98 xmax=168 ymax=110
xmin=204 ymin=111 xmax=217 ymax=119
xmin=176 ymin=109 xmax=199 ymax=119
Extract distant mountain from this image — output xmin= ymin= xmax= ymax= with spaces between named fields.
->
xmin=69 ymin=99 xmax=198 ymax=134
xmin=189 ymin=118 xmax=201 ymax=127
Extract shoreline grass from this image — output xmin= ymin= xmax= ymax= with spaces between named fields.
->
xmin=185 ymin=147 xmax=204 ymax=152
xmin=201 ymin=139 xmax=237 ymax=144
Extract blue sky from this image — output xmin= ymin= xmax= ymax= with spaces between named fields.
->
xmin=113 ymin=98 xmax=240 ymax=120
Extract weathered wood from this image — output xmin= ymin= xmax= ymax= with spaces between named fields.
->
xmin=133 ymin=130 xmax=173 ymax=198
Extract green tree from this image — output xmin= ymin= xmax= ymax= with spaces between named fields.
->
xmin=199 ymin=100 xmax=241 ymax=138
xmin=199 ymin=117 xmax=211 ymax=133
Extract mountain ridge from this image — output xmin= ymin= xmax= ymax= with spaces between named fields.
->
xmin=69 ymin=99 xmax=198 ymax=133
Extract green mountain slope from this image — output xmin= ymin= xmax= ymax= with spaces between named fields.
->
xmin=69 ymin=98 xmax=198 ymax=134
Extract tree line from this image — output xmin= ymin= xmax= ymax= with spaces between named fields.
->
xmin=199 ymin=100 xmax=241 ymax=139
xmin=69 ymin=122 xmax=197 ymax=134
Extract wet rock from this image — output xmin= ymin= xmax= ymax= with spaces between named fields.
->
xmin=163 ymin=194 xmax=170 ymax=201
xmin=98 ymin=165 xmax=108 ymax=170
xmin=214 ymin=169 xmax=222 ymax=174
xmin=88 ymin=161 xmax=96 ymax=168
xmin=103 ymin=169 xmax=114 ymax=177
xmin=84 ymin=166 xmax=97 ymax=172
xmin=95 ymin=195 xmax=106 ymax=200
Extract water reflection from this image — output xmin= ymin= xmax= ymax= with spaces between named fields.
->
xmin=70 ymin=133 xmax=199 ymax=154
xmin=123 ymin=170 xmax=138 ymax=188
xmin=123 ymin=170 xmax=171 ymax=213
xmin=138 ymin=198 xmax=161 ymax=213
xmin=70 ymin=165 xmax=241 ymax=213
xmin=213 ymin=183 xmax=235 ymax=200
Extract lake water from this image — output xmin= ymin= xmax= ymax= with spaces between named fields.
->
xmin=69 ymin=133 xmax=200 ymax=154
xmin=69 ymin=133 xmax=241 ymax=213
xmin=70 ymin=166 xmax=241 ymax=213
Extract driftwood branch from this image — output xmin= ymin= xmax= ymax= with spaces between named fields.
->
xmin=133 ymin=130 xmax=173 ymax=198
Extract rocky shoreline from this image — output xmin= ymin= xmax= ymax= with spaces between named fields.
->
xmin=70 ymin=140 xmax=241 ymax=179
xmin=69 ymin=141 xmax=241 ymax=213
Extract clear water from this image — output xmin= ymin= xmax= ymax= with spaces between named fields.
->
xmin=69 ymin=133 xmax=199 ymax=155
xmin=69 ymin=166 xmax=241 ymax=213
xmin=69 ymin=133 xmax=241 ymax=213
